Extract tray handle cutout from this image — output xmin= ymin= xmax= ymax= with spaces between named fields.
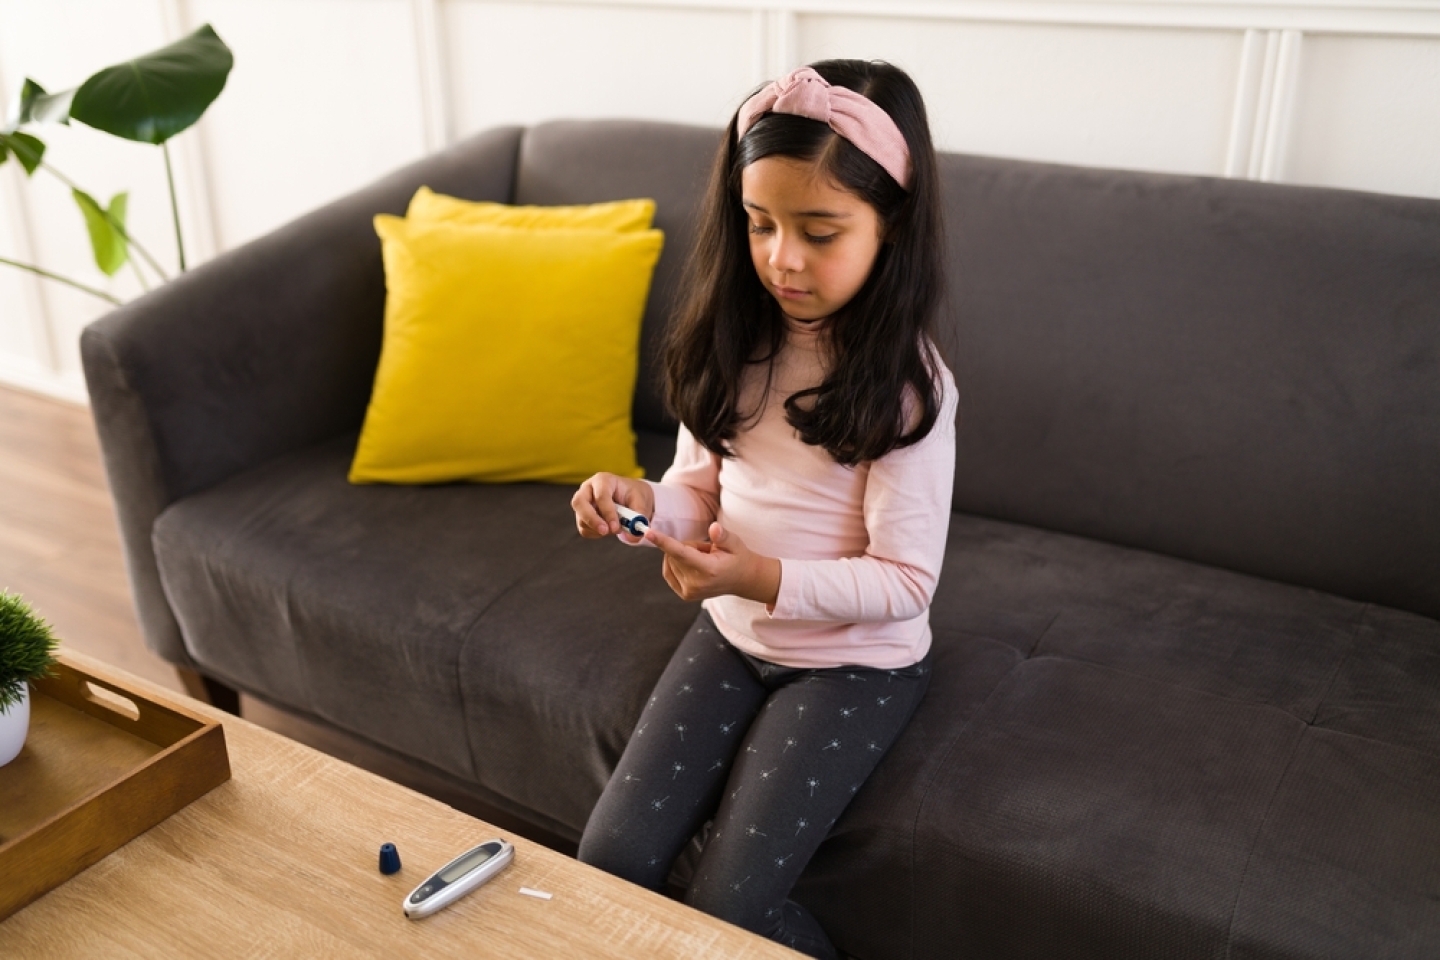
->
xmin=84 ymin=681 xmax=141 ymax=722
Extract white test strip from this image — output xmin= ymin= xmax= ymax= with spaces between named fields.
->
xmin=518 ymin=887 xmax=553 ymax=900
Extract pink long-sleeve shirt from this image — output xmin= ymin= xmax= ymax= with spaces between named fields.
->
xmin=643 ymin=317 xmax=957 ymax=670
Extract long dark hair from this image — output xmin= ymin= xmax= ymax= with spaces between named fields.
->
xmin=663 ymin=59 xmax=945 ymax=466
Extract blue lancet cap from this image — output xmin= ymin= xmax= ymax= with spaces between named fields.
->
xmin=379 ymin=842 xmax=402 ymax=875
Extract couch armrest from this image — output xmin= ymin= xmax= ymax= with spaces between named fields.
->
xmin=81 ymin=126 xmax=525 ymax=667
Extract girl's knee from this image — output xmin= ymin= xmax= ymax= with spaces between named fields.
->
xmin=687 ymin=885 xmax=837 ymax=959
xmin=577 ymin=827 xmax=663 ymax=891
xmin=576 ymin=828 xmax=620 ymax=873
xmin=684 ymin=876 xmax=776 ymax=937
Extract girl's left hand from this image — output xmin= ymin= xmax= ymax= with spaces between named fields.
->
xmin=646 ymin=522 xmax=781 ymax=607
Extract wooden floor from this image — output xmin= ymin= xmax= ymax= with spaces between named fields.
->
xmin=0 ymin=383 xmax=575 ymax=854
xmin=0 ymin=384 xmax=179 ymax=694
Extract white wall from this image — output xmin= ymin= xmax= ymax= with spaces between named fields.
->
xmin=4 ymin=0 xmax=1440 ymax=402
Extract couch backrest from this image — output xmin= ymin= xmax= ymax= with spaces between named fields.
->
xmin=516 ymin=121 xmax=1440 ymax=621
xmin=939 ymin=154 xmax=1440 ymax=621
xmin=512 ymin=120 xmax=720 ymax=435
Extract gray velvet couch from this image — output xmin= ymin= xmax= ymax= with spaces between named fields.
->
xmin=82 ymin=119 xmax=1440 ymax=959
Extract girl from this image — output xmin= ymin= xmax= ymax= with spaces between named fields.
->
xmin=570 ymin=59 xmax=955 ymax=959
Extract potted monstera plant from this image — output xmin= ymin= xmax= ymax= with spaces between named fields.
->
xmin=0 ymin=590 xmax=59 ymax=767
xmin=0 ymin=24 xmax=233 ymax=304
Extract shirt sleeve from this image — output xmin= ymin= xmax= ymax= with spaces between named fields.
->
xmin=769 ymin=368 xmax=957 ymax=623
xmin=641 ymin=422 xmax=721 ymax=543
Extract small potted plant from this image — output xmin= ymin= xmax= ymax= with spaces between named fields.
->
xmin=0 ymin=590 xmax=59 ymax=767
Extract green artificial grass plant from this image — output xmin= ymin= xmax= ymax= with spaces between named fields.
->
xmin=0 ymin=590 xmax=59 ymax=711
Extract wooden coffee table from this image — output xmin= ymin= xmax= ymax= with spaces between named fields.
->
xmin=0 ymin=650 xmax=799 ymax=958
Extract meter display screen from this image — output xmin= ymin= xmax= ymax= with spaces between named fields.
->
xmin=438 ymin=845 xmax=497 ymax=883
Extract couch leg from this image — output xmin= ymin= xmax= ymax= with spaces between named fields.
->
xmin=176 ymin=667 xmax=241 ymax=715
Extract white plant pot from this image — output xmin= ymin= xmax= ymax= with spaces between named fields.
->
xmin=0 ymin=684 xmax=30 ymax=767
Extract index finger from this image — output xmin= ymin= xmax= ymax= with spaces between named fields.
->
xmin=644 ymin=527 xmax=700 ymax=559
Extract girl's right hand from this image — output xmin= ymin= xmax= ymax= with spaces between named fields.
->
xmin=571 ymin=473 xmax=656 ymax=541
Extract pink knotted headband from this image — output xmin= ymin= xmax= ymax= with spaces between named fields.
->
xmin=736 ymin=67 xmax=911 ymax=190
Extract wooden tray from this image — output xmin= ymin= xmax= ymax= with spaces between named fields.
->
xmin=0 ymin=654 xmax=230 ymax=920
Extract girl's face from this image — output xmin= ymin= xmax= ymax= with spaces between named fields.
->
xmin=741 ymin=156 xmax=884 ymax=323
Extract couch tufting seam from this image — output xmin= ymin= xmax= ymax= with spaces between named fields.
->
xmin=1024 ymin=611 xmax=1062 ymax=659
xmin=1304 ymin=602 xmax=1373 ymax=726
xmin=907 ymin=654 xmax=1025 ymax=959
xmin=1221 ymin=721 xmax=1308 ymax=960
xmin=279 ymin=570 xmax=323 ymax=724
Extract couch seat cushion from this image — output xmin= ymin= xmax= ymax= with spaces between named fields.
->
xmin=797 ymin=514 xmax=1440 ymax=960
xmin=153 ymin=430 xmax=694 ymax=836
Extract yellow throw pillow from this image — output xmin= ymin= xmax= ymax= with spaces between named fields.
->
xmin=406 ymin=185 xmax=656 ymax=233
xmin=350 ymin=212 xmax=664 ymax=485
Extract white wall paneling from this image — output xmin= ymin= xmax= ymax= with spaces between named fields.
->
xmin=186 ymin=0 xmax=432 ymax=251
xmin=1224 ymin=27 xmax=1303 ymax=180
xmin=444 ymin=2 xmax=757 ymax=133
xmin=1286 ymin=31 xmax=1440 ymax=198
xmin=3 ymin=0 xmax=1439 ymax=402
xmin=1225 ymin=29 xmax=1266 ymax=175
xmin=157 ymin=0 xmax=223 ymax=267
xmin=411 ymin=0 xmax=455 ymax=150
xmin=797 ymin=15 xmax=1246 ymax=173
xmin=1255 ymin=29 xmax=1302 ymax=180
xmin=755 ymin=9 xmax=799 ymax=84
xmin=0 ymin=0 xmax=179 ymax=402
xmin=0 ymin=53 xmax=61 ymax=393
xmin=517 ymin=1 xmax=1440 ymax=37
xmin=0 ymin=158 xmax=61 ymax=397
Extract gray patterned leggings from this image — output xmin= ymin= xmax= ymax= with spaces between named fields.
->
xmin=577 ymin=610 xmax=931 ymax=959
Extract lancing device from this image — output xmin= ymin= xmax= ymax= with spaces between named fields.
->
xmin=403 ymin=839 xmax=514 ymax=919
xmin=615 ymin=505 xmax=650 ymax=537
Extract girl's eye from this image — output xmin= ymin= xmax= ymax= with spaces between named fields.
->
xmin=746 ymin=223 xmax=834 ymax=244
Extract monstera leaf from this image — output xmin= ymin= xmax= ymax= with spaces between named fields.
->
xmin=70 ymin=24 xmax=233 ymax=144
xmin=1 ymin=83 xmax=57 ymax=177
xmin=7 ymin=79 xmax=75 ymax=131
xmin=72 ymin=190 xmax=130 ymax=276
xmin=0 ymin=131 xmax=46 ymax=175
xmin=6 ymin=25 xmax=232 ymax=144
